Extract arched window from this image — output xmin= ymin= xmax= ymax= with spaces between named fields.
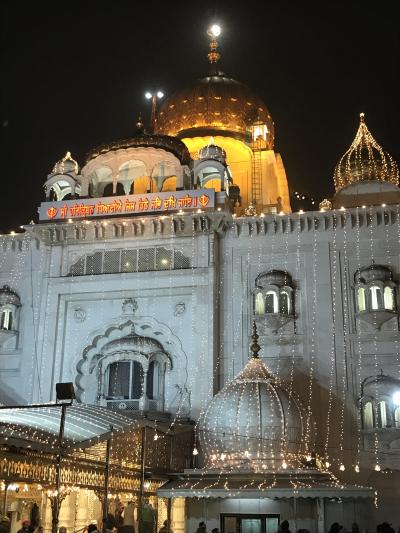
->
xmin=107 ymin=361 xmax=143 ymax=400
xmin=357 ymin=287 xmax=366 ymax=312
xmin=279 ymin=290 xmax=291 ymax=315
xmin=265 ymin=291 xmax=278 ymax=314
xmin=377 ymin=400 xmax=388 ymax=428
xmin=363 ymin=402 xmax=374 ymax=429
xmin=395 ymin=407 xmax=400 ymax=428
xmin=0 ymin=309 xmax=13 ymax=331
xmin=370 ymin=286 xmax=382 ymax=310
xmin=384 ymin=286 xmax=395 ymax=311
xmin=255 ymin=293 xmax=265 ymax=315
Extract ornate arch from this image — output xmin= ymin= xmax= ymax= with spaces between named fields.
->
xmin=73 ymin=317 xmax=187 ymax=401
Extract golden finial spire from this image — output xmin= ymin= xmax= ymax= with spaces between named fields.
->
xmin=207 ymin=24 xmax=221 ymax=72
xmin=250 ymin=321 xmax=261 ymax=359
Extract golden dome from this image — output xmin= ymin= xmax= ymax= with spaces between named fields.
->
xmin=155 ymin=74 xmax=275 ymax=147
xmin=334 ymin=113 xmax=399 ymax=192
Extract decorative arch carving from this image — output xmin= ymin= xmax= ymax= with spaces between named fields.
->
xmin=73 ymin=317 xmax=187 ymax=402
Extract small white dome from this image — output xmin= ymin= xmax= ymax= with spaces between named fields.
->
xmin=52 ymin=151 xmax=79 ymax=175
xmin=198 ymin=326 xmax=307 ymax=469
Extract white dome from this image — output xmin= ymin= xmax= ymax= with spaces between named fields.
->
xmin=198 ymin=328 xmax=307 ymax=470
xmin=52 ymin=151 xmax=79 ymax=175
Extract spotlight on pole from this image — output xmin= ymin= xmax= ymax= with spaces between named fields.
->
xmin=208 ymin=24 xmax=221 ymax=37
xmin=144 ymin=90 xmax=165 ymax=132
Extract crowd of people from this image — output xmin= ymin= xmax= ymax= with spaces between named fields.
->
xmin=1 ymin=517 xmax=400 ymax=533
xmin=191 ymin=520 xmax=400 ymax=533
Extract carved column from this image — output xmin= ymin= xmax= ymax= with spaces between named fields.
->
xmin=139 ymin=371 xmax=148 ymax=411
xmin=171 ymin=498 xmax=185 ymax=533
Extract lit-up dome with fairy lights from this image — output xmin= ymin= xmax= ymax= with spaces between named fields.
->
xmin=155 ymin=26 xmax=274 ymax=145
xmin=198 ymin=323 xmax=307 ymax=470
xmin=334 ymin=113 xmax=399 ymax=192
xmin=52 ymin=151 xmax=79 ymax=175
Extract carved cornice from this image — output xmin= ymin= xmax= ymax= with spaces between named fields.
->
xmin=3 ymin=205 xmax=400 ymax=249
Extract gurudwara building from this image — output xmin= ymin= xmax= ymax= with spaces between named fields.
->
xmin=1 ymin=25 xmax=400 ymax=533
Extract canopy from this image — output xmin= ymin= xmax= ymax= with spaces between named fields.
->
xmin=0 ymin=403 xmax=137 ymax=450
xmin=157 ymin=469 xmax=374 ymax=500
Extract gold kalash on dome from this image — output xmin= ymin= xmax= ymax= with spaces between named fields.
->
xmin=155 ymin=24 xmax=291 ymax=215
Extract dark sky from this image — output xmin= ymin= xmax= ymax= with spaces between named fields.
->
xmin=1 ymin=1 xmax=399 ymax=232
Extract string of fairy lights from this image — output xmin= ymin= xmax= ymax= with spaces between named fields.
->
xmin=354 ymin=208 xmax=363 ymax=473
xmin=324 ymin=211 xmax=338 ymax=469
xmin=338 ymin=210 xmax=349 ymax=471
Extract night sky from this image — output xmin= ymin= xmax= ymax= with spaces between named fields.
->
xmin=1 ymin=2 xmax=399 ymax=232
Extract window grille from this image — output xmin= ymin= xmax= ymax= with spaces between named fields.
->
xmin=69 ymin=246 xmax=190 ymax=276
xmin=104 ymin=250 xmax=120 ymax=273
xmin=138 ymin=248 xmax=155 ymax=272
xmin=122 ymin=249 xmax=137 ymax=272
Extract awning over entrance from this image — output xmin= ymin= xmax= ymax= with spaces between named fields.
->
xmin=0 ymin=403 xmax=137 ymax=450
xmin=157 ymin=469 xmax=374 ymax=499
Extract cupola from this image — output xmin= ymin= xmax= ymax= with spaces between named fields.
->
xmin=198 ymin=323 xmax=307 ymax=471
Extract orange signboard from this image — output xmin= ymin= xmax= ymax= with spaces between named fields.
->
xmin=39 ymin=189 xmax=215 ymax=221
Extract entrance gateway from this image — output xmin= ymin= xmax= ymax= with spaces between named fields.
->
xmin=222 ymin=514 xmax=279 ymax=533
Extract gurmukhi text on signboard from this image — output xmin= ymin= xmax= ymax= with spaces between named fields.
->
xmin=38 ymin=189 xmax=215 ymax=221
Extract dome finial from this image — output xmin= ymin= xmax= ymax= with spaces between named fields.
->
xmin=135 ymin=113 xmax=145 ymax=134
xmin=360 ymin=112 xmax=365 ymax=122
xmin=250 ymin=321 xmax=261 ymax=359
xmin=207 ymin=24 xmax=221 ymax=74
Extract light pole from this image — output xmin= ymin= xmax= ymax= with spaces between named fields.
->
xmin=0 ymin=382 xmax=75 ymax=533
xmin=144 ymin=91 xmax=164 ymax=133
xmin=52 ymin=382 xmax=75 ymax=533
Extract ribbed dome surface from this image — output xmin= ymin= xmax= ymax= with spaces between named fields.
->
xmin=155 ymin=74 xmax=274 ymax=145
xmin=198 ymin=139 xmax=226 ymax=163
xmin=334 ymin=113 xmax=399 ymax=192
xmin=52 ymin=151 xmax=79 ymax=175
xmin=198 ymin=356 xmax=306 ymax=469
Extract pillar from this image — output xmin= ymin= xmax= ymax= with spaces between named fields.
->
xmin=316 ymin=498 xmax=325 ymax=533
xmin=171 ymin=498 xmax=185 ymax=533
xmin=139 ymin=371 xmax=148 ymax=411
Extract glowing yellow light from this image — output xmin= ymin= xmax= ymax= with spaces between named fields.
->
xmin=209 ymin=24 xmax=221 ymax=37
xmin=325 ymin=461 xmax=331 ymax=468
xmin=282 ymin=461 xmax=288 ymax=469
xmin=339 ymin=464 xmax=345 ymax=471
xmin=355 ymin=465 xmax=360 ymax=473
xmin=375 ymin=464 xmax=381 ymax=471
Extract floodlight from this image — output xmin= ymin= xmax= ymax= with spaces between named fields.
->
xmin=210 ymin=24 xmax=221 ymax=37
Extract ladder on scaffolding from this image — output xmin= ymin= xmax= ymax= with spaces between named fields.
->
xmin=251 ymin=137 xmax=263 ymax=205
